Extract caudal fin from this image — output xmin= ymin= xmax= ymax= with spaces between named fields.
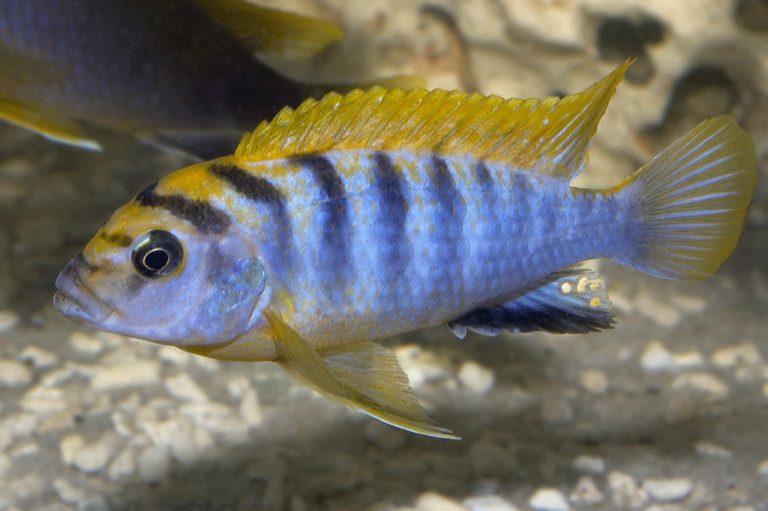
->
xmin=614 ymin=116 xmax=757 ymax=280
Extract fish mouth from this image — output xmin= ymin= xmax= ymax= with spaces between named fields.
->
xmin=53 ymin=256 xmax=112 ymax=324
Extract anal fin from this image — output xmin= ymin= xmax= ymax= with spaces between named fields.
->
xmin=0 ymin=99 xmax=100 ymax=150
xmin=448 ymin=269 xmax=614 ymax=338
xmin=265 ymin=311 xmax=457 ymax=439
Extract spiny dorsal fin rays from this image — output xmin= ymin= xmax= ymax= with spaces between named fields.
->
xmin=236 ymin=60 xmax=632 ymax=179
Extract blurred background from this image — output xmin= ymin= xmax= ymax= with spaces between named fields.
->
xmin=0 ymin=1 xmax=766 ymax=510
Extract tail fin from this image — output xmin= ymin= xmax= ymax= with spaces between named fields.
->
xmin=614 ymin=115 xmax=757 ymax=280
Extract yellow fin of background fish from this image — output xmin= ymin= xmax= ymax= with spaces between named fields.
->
xmin=194 ymin=0 xmax=343 ymax=60
xmin=609 ymin=115 xmax=757 ymax=280
xmin=265 ymin=310 xmax=458 ymax=439
xmin=236 ymin=60 xmax=631 ymax=177
xmin=0 ymin=99 xmax=100 ymax=150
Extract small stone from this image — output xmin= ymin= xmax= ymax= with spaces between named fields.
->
xmin=573 ymin=455 xmax=605 ymax=474
xmin=642 ymin=478 xmax=693 ymax=502
xmin=579 ymin=369 xmax=608 ymax=394
xmin=68 ymin=331 xmax=104 ymax=356
xmin=164 ymin=373 xmax=209 ymax=402
xmin=9 ymin=442 xmax=38 ymax=458
xmin=607 ymin=471 xmax=647 ymax=508
xmin=757 ymin=458 xmax=768 ymax=477
xmin=416 ymin=492 xmax=466 ymax=511
xmin=180 ymin=402 xmax=249 ymax=440
xmin=0 ymin=359 xmax=32 ymax=387
xmin=529 ymin=488 xmax=570 ymax=511
xmin=54 ymin=478 xmax=86 ymax=504
xmin=463 ymin=495 xmax=518 ymax=511
xmin=641 ymin=341 xmax=674 ymax=373
xmin=458 ymin=361 xmax=495 ymax=394
xmin=671 ymin=372 xmax=728 ymax=401
xmin=137 ymin=446 xmax=171 ymax=482
xmin=18 ymin=346 xmax=57 ymax=369
xmin=0 ymin=310 xmax=19 ymax=332
xmin=541 ymin=399 xmax=574 ymax=426
xmin=108 ymin=447 xmax=136 ymax=481
xmin=671 ymin=351 xmax=705 ymax=370
xmin=569 ymin=476 xmax=604 ymax=504
xmin=712 ymin=343 xmax=763 ymax=369
xmin=694 ymin=440 xmax=732 ymax=459
xmin=21 ymin=385 xmax=67 ymax=413
xmin=91 ymin=361 xmax=161 ymax=390
xmin=60 ymin=434 xmax=84 ymax=464
xmin=72 ymin=434 xmax=118 ymax=473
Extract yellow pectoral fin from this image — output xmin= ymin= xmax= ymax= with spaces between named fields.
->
xmin=193 ymin=0 xmax=343 ymax=60
xmin=265 ymin=311 xmax=458 ymax=439
xmin=0 ymin=99 xmax=101 ymax=150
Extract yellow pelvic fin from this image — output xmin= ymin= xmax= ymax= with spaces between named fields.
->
xmin=236 ymin=60 xmax=631 ymax=179
xmin=194 ymin=0 xmax=343 ymax=60
xmin=265 ymin=311 xmax=458 ymax=439
xmin=0 ymin=99 xmax=101 ymax=150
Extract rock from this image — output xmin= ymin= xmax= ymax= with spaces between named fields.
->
xmin=671 ymin=372 xmax=729 ymax=401
xmin=72 ymin=434 xmax=118 ymax=474
xmin=529 ymin=488 xmax=570 ymax=511
xmin=641 ymin=341 xmax=674 ymax=373
xmin=0 ymin=454 xmax=9 ymax=477
xmin=0 ymin=310 xmax=19 ymax=332
xmin=463 ymin=495 xmax=518 ymax=511
xmin=579 ymin=369 xmax=608 ymax=394
xmin=54 ymin=478 xmax=85 ymax=504
xmin=458 ymin=360 xmax=495 ymax=394
xmin=227 ymin=379 xmax=263 ymax=428
xmin=607 ymin=471 xmax=647 ymax=508
xmin=642 ymin=478 xmax=693 ymax=502
xmin=59 ymin=434 xmax=84 ymax=465
xmin=694 ymin=440 xmax=732 ymax=459
xmin=569 ymin=476 xmax=604 ymax=505
xmin=416 ymin=492 xmax=466 ymax=511
xmin=164 ymin=373 xmax=209 ymax=402
xmin=711 ymin=343 xmax=763 ymax=380
xmin=21 ymin=385 xmax=68 ymax=413
xmin=68 ymin=331 xmax=104 ymax=356
xmin=137 ymin=446 xmax=171 ymax=482
xmin=78 ymin=496 xmax=110 ymax=511
xmin=90 ymin=360 xmax=161 ymax=390
xmin=671 ymin=351 xmax=705 ymax=370
xmin=157 ymin=346 xmax=192 ymax=366
xmin=107 ymin=446 xmax=136 ymax=481
xmin=18 ymin=346 xmax=57 ymax=369
xmin=0 ymin=358 xmax=32 ymax=387
xmin=572 ymin=455 xmax=605 ymax=474
xmin=9 ymin=442 xmax=38 ymax=458
xmin=180 ymin=402 xmax=249 ymax=441
xmin=757 ymin=458 xmax=768 ymax=477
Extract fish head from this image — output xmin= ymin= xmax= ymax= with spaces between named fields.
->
xmin=54 ymin=201 xmax=269 ymax=347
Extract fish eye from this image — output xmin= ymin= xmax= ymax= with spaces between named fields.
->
xmin=131 ymin=230 xmax=183 ymax=278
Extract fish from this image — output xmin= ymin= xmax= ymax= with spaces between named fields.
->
xmin=54 ymin=61 xmax=757 ymax=438
xmin=0 ymin=0 xmax=417 ymax=158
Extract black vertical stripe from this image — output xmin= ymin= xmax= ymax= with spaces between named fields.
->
xmin=429 ymin=156 xmax=465 ymax=275
xmin=135 ymin=182 xmax=230 ymax=234
xmin=292 ymin=155 xmax=351 ymax=292
xmin=475 ymin=160 xmax=500 ymax=239
xmin=372 ymin=152 xmax=410 ymax=279
xmin=210 ymin=164 xmax=293 ymax=269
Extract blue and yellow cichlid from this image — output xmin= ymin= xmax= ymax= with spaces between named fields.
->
xmin=0 ymin=0 xmax=412 ymax=158
xmin=54 ymin=62 xmax=757 ymax=438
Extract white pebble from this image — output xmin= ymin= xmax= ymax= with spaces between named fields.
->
xmin=108 ymin=447 xmax=136 ymax=481
xmin=458 ymin=361 xmax=495 ymax=394
xmin=68 ymin=331 xmax=104 ymax=356
xmin=671 ymin=351 xmax=704 ymax=370
xmin=572 ymin=455 xmax=605 ymax=474
xmin=671 ymin=372 xmax=728 ymax=401
xmin=607 ymin=471 xmax=647 ymax=508
xmin=642 ymin=478 xmax=693 ymax=502
xmin=180 ymin=402 xmax=249 ymax=440
xmin=569 ymin=476 xmax=604 ymax=504
xmin=72 ymin=435 xmax=117 ymax=473
xmin=529 ymin=488 xmax=570 ymax=511
xmin=54 ymin=478 xmax=85 ymax=504
xmin=164 ymin=373 xmax=209 ymax=402
xmin=137 ymin=446 xmax=171 ymax=482
xmin=0 ymin=359 xmax=32 ymax=387
xmin=463 ymin=495 xmax=518 ymax=511
xmin=640 ymin=341 xmax=674 ymax=373
xmin=0 ymin=310 xmax=19 ymax=332
xmin=239 ymin=386 xmax=263 ymax=427
xmin=60 ymin=434 xmax=84 ymax=464
xmin=18 ymin=346 xmax=57 ymax=369
xmin=21 ymin=385 xmax=67 ymax=413
xmin=416 ymin=492 xmax=466 ymax=511
xmin=694 ymin=440 xmax=732 ymax=459
xmin=757 ymin=459 xmax=768 ymax=477
xmin=91 ymin=361 xmax=160 ymax=390
xmin=579 ymin=369 xmax=608 ymax=394
xmin=712 ymin=343 xmax=763 ymax=369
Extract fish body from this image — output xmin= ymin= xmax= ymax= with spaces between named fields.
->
xmin=0 ymin=0 xmax=347 ymax=156
xmin=54 ymin=62 xmax=757 ymax=437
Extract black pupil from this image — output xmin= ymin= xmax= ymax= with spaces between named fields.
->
xmin=143 ymin=249 xmax=169 ymax=271
xmin=131 ymin=230 xmax=182 ymax=278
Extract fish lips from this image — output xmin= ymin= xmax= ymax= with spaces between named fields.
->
xmin=53 ymin=258 xmax=111 ymax=325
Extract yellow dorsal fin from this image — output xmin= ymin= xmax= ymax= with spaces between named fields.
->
xmin=236 ymin=60 xmax=632 ymax=178
xmin=194 ymin=0 xmax=343 ymax=59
